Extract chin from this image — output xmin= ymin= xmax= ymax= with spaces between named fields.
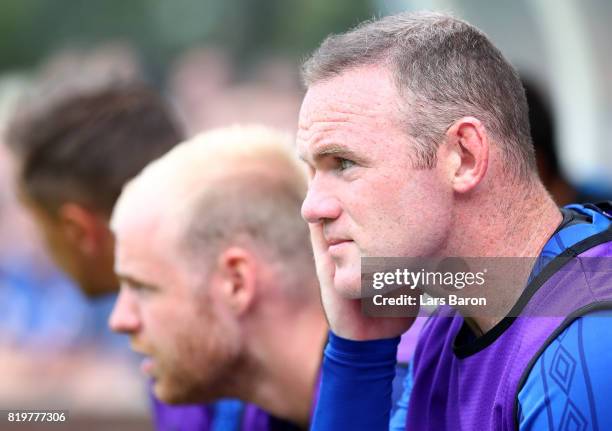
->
xmin=154 ymin=381 xmax=193 ymax=405
xmin=155 ymin=377 xmax=225 ymax=405
xmin=333 ymin=268 xmax=363 ymax=299
xmin=155 ymin=390 xmax=192 ymax=405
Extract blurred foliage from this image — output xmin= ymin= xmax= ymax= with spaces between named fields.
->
xmin=0 ymin=0 xmax=374 ymax=77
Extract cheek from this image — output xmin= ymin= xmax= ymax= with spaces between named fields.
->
xmin=389 ymin=169 xmax=450 ymax=216
xmin=151 ymin=311 xmax=210 ymax=388
xmin=175 ymin=307 xmax=239 ymax=368
xmin=357 ymin=172 xmax=451 ymax=254
xmin=171 ymin=313 xmax=242 ymax=399
xmin=348 ymin=175 xmax=414 ymax=227
xmin=142 ymin=302 xmax=188 ymax=347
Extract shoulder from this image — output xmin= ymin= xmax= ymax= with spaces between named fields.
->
xmin=517 ymin=309 xmax=612 ymax=430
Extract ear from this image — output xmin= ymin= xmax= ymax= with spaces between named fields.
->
xmin=57 ymin=203 xmax=108 ymax=257
xmin=214 ymin=247 xmax=257 ymax=316
xmin=441 ymin=117 xmax=489 ymax=193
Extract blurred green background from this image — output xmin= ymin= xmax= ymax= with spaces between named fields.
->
xmin=0 ymin=0 xmax=373 ymax=77
xmin=0 ymin=0 xmax=610 ymax=428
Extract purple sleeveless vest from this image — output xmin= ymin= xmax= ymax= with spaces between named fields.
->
xmin=152 ymin=372 xmax=322 ymax=430
xmin=152 ymin=399 xmax=272 ymax=430
xmin=406 ymin=237 xmax=612 ymax=431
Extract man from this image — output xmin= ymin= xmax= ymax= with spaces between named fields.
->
xmin=109 ymin=125 xmax=327 ymax=429
xmin=297 ymin=11 xmax=612 ymax=431
xmin=6 ymin=84 xmax=180 ymax=297
xmin=522 ymin=77 xmax=604 ymax=206
xmin=6 ymin=86 xmax=301 ymax=430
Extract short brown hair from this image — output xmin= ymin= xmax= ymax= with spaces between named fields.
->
xmin=302 ymin=11 xmax=535 ymax=180
xmin=6 ymin=83 xmax=182 ymax=215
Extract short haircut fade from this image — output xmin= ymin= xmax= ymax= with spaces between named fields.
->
xmin=302 ymin=11 xmax=536 ymax=179
xmin=6 ymin=82 xmax=182 ymax=215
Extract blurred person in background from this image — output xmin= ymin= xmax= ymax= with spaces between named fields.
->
xmin=0 ymin=78 xmax=152 ymax=420
xmin=5 ymin=83 xmax=179 ymax=298
xmin=169 ymin=47 xmax=303 ymax=136
xmin=4 ymin=83 xmax=229 ymax=429
xmin=109 ymin=125 xmax=328 ymax=430
xmin=522 ymin=77 xmax=605 ymax=206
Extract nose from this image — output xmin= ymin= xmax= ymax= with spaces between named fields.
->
xmin=301 ymin=176 xmax=342 ymax=223
xmin=109 ymin=288 xmax=141 ymax=334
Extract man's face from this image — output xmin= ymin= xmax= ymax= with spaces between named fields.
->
xmin=297 ymin=65 xmax=452 ymax=297
xmin=109 ymin=210 xmax=241 ymax=404
xmin=18 ymin=191 xmax=116 ymax=297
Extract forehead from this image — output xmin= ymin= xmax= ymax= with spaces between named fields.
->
xmin=297 ymin=65 xmax=405 ymax=160
xmin=113 ymin=195 xmax=189 ymax=287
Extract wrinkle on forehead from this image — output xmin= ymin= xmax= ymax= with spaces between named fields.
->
xmin=297 ymin=65 xmax=405 ymax=159
xmin=299 ymin=91 xmax=394 ymax=131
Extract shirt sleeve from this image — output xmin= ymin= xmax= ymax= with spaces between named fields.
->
xmin=311 ymin=331 xmax=400 ymax=431
xmin=518 ymin=310 xmax=612 ymax=431
xmin=389 ymin=360 xmax=414 ymax=431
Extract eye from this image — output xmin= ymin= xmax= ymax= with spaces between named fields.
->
xmin=338 ymin=158 xmax=356 ymax=171
xmin=121 ymin=279 xmax=158 ymax=295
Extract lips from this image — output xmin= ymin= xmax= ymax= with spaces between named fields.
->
xmin=326 ymin=237 xmax=351 ymax=246
xmin=325 ymin=237 xmax=353 ymax=259
xmin=130 ymin=343 xmax=156 ymax=376
xmin=141 ymin=356 xmax=155 ymax=376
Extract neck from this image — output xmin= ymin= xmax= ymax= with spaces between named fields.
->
xmin=238 ymin=298 xmax=327 ymax=428
xmin=438 ymin=179 xmax=563 ymax=334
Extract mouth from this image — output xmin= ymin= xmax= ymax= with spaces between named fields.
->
xmin=130 ymin=344 xmax=156 ymax=376
xmin=326 ymin=238 xmax=353 ymax=256
xmin=325 ymin=233 xmax=352 ymax=246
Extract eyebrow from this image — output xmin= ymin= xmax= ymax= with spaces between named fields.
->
xmin=117 ymin=274 xmax=159 ymax=291
xmin=301 ymin=142 xmax=366 ymax=166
